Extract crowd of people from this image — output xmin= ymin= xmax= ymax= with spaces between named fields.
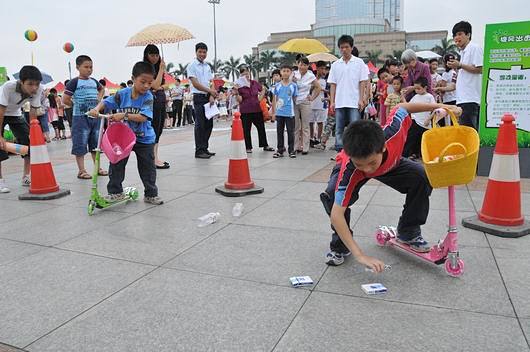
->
xmin=0 ymin=19 xmax=484 ymax=273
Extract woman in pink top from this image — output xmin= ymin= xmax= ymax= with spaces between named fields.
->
xmin=236 ymin=66 xmax=274 ymax=153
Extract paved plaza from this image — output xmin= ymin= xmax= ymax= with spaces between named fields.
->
xmin=1 ymin=122 xmax=529 ymax=351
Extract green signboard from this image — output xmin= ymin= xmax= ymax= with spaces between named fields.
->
xmin=480 ymin=21 xmax=530 ymax=147
xmin=0 ymin=67 xmax=7 ymax=86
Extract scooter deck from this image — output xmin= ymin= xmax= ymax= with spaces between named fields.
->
xmin=386 ymin=238 xmax=446 ymax=265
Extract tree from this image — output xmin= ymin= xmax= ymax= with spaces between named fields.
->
xmin=259 ymin=50 xmax=278 ymax=73
xmin=278 ymin=51 xmax=299 ymax=66
xmin=222 ymin=56 xmax=242 ymax=81
xmin=243 ymin=54 xmax=260 ymax=79
xmin=386 ymin=49 xmax=404 ymax=61
xmin=174 ymin=63 xmax=188 ymax=78
xmin=365 ymin=50 xmax=383 ymax=64
xmin=432 ymin=38 xmax=457 ymax=57
xmin=207 ymin=59 xmax=223 ymax=74
xmin=166 ymin=62 xmax=175 ymax=74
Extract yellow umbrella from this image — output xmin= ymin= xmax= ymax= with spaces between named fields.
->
xmin=126 ymin=23 xmax=194 ymax=56
xmin=278 ymin=38 xmax=330 ymax=54
xmin=307 ymin=52 xmax=338 ymax=63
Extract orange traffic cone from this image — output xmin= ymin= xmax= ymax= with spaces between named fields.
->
xmin=19 ymin=119 xmax=70 ymax=201
xmin=462 ymin=114 xmax=529 ymax=237
xmin=215 ymin=112 xmax=264 ymax=197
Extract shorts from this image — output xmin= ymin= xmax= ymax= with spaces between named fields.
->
xmin=51 ymin=119 xmax=66 ymax=131
xmin=0 ymin=116 xmax=30 ymax=162
xmin=310 ymin=109 xmax=327 ymax=123
xmin=71 ymin=115 xmax=101 ymax=156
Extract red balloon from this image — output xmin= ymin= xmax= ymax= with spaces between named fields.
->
xmin=63 ymin=42 xmax=74 ymax=53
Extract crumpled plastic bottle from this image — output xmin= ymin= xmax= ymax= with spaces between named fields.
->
xmin=232 ymin=203 xmax=244 ymax=217
xmin=197 ymin=212 xmax=221 ymax=227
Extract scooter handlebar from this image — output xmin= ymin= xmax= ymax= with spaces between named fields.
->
xmin=85 ymin=112 xmax=110 ymax=119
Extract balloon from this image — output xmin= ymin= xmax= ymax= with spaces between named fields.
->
xmin=24 ymin=29 xmax=38 ymax=42
xmin=63 ymin=42 xmax=74 ymax=53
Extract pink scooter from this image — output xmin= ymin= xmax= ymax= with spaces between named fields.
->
xmin=375 ymin=108 xmax=467 ymax=277
xmin=375 ymin=185 xmax=464 ymax=277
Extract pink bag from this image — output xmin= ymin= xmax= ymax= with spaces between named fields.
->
xmin=100 ymin=122 xmax=136 ymax=164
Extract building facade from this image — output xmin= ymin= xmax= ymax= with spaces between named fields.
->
xmin=314 ymin=0 xmax=403 ymax=40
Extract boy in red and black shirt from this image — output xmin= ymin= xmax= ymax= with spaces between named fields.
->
xmin=320 ymin=102 xmax=461 ymax=272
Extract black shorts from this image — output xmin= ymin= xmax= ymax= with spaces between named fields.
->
xmin=1 ymin=116 xmax=30 ymax=162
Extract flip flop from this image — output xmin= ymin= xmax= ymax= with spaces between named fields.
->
xmin=156 ymin=164 xmax=170 ymax=169
xmin=77 ymin=170 xmax=92 ymax=179
xmin=98 ymin=169 xmax=109 ymax=176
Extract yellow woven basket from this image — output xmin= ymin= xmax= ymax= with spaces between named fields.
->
xmin=421 ymin=109 xmax=480 ymax=188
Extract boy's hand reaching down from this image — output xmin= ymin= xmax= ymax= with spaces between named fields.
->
xmin=357 ymin=255 xmax=385 ymax=273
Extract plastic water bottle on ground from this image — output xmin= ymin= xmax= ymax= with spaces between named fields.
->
xmin=232 ymin=203 xmax=244 ymax=217
xmin=197 ymin=212 xmax=221 ymax=227
xmin=365 ymin=264 xmax=392 ymax=273
xmin=112 ymin=143 xmax=123 ymax=156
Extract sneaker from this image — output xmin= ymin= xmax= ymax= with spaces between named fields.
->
xmin=104 ymin=193 xmax=127 ymax=203
xmin=0 ymin=179 xmax=10 ymax=193
xmin=289 ymin=152 xmax=296 ymax=158
xmin=144 ymin=196 xmax=164 ymax=205
xmin=325 ymin=250 xmax=352 ymax=266
xmin=397 ymin=234 xmax=431 ymax=253
xmin=21 ymin=175 xmax=31 ymax=187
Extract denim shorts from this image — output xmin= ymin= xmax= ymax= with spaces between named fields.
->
xmin=71 ymin=115 xmax=101 ymax=156
xmin=38 ymin=114 xmax=50 ymax=133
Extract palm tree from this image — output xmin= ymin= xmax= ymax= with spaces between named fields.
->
xmin=365 ymin=50 xmax=383 ymax=65
xmin=278 ymin=51 xmax=299 ymax=66
xmin=174 ymin=63 xmax=188 ymax=78
xmin=222 ymin=56 xmax=241 ymax=81
xmin=259 ymin=50 xmax=278 ymax=73
xmin=432 ymin=38 xmax=457 ymax=57
xmin=242 ymin=54 xmax=260 ymax=79
xmin=386 ymin=49 xmax=404 ymax=61
xmin=207 ymin=59 xmax=223 ymax=74
xmin=166 ymin=62 xmax=175 ymax=74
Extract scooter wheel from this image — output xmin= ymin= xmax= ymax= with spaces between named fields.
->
xmin=130 ymin=189 xmax=139 ymax=201
xmin=88 ymin=201 xmax=96 ymax=216
xmin=445 ymin=258 xmax=465 ymax=277
xmin=375 ymin=230 xmax=390 ymax=246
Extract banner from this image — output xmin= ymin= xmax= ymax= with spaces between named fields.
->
xmin=0 ymin=67 xmax=7 ymax=86
xmin=480 ymin=21 xmax=530 ymax=147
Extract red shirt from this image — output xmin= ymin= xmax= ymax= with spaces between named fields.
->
xmin=334 ymin=106 xmax=412 ymax=207
xmin=238 ymin=80 xmax=262 ymax=114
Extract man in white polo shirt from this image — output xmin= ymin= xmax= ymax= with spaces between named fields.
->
xmin=447 ymin=21 xmax=483 ymax=130
xmin=188 ymin=42 xmax=218 ymax=159
xmin=0 ymin=65 xmax=43 ymax=193
xmin=328 ymin=35 xmax=369 ymax=152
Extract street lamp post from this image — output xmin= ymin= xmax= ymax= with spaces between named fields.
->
xmin=208 ymin=0 xmax=220 ymax=74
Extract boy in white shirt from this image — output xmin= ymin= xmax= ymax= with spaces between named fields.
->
xmin=403 ymin=77 xmax=436 ymax=160
xmin=447 ymin=21 xmax=483 ymax=130
xmin=0 ymin=66 xmax=43 ymax=192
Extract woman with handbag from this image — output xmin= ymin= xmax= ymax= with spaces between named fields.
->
xmin=235 ymin=66 xmax=274 ymax=153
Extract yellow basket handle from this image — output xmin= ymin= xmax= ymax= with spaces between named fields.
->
xmin=437 ymin=142 xmax=467 ymax=163
xmin=431 ymin=108 xmax=460 ymax=128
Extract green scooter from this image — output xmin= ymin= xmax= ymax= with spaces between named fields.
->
xmin=86 ymin=112 xmax=138 ymax=215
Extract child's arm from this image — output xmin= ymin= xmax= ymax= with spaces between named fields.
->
xmin=331 ymin=204 xmax=385 ymax=273
xmin=396 ymin=102 xmax=461 ymax=116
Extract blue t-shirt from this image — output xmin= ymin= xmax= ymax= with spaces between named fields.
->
xmin=65 ymin=77 xmax=102 ymax=116
xmin=103 ymin=88 xmax=156 ymax=145
xmin=273 ymin=82 xmax=298 ymax=117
